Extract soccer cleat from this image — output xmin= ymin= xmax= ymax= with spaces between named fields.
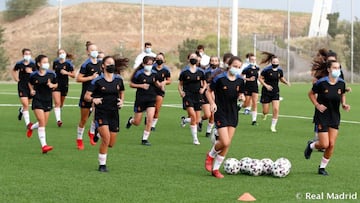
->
xmin=318 ymin=166 xmax=328 ymax=176
xmin=18 ymin=107 xmax=23 ymax=121
xmin=205 ymin=132 xmax=211 ymax=137
xmin=318 ymin=148 xmax=325 ymax=152
xmin=262 ymin=114 xmax=267 ymax=120
xmin=57 ymin=120 xmax=63 ymax=127
xmin=88 ymin=130 xmax=96 ymax=146
xmin=270 ymin=126 xmax=277 ymax=132
xmin=237 ymin=104 xmax=242 ymax=112
xmin=77 ymin=139 xmax=84 ymax=150
xmin=151 ymin=127 xmax=155 ymax=131
xmin=141 ymin=140 xmax=151 ymax=146
xmin=193 ymin=139 xmax=200 ymax=145
xmin=93 ymin=127 xmax=100 ymax=143
xmin=304 ymin=141 xmax=313 ymax=159
xmin=42 ymin=145 xmax=53 ymax=154
xmin=212 ymin=170 xmax=224 ymax=178
xmin=98 ymin=165 xmax=108 ymax=172
xmin=126 ymin=117 xmax=133 ymax=129
xmin=26 ymin=122 xmax=33 ymax=138
xmin=244 ymin=109 xmax=250 ymax=115
xmin=180 ymin=116 xmax=186 ymax=127
xmin=205 ymin=152 xmax=214 ymax=172
xmin=88 ymin=107 xmax=93 ymax=118
xmin=197 ymin=121 xmax=203 ymax=132
xmin=251 ymin=121 xmax=258 ymax=126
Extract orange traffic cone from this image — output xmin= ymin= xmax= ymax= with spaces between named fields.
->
xmin=238 ymin=192 xmax=256 ymax=201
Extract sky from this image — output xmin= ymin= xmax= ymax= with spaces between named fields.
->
xmin=0 ymin=0 xmax=358 ymax=21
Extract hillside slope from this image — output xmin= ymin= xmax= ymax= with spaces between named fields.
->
xmin=2 ymin=2 xmax=310 ymax=72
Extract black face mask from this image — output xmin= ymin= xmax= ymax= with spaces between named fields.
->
xmin=189 ymin=58 xmax=197 ymax=65
xmin=156 ymin=59 xmax=164 ymax=66
xmin=272 ymin=64 xmax=279 ymax=69
xmin=106 ymin=64 xmax=115 ymax=73
xmin=210 ymin=63 xmax=217 ymax=69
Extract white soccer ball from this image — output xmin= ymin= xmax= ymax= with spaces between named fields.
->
xmin=248 ymin=159 xmax=263 ymax=176
xmin=239 ymin=157 xmax=253 ymax=175
xmin=272 ymin=157 xmax=292 ymax=178
xmin=223 ymin=158 xmax=241 ymax=175
xmin=261 ymin=158 xmax=274 ymax=175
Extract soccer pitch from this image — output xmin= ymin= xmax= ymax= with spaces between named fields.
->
xmin=0 ymin=82 xmax=359 ymax=203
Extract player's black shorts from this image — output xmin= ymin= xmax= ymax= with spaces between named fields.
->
xmin=18 ymin=82 xmax=31 ymax=98
xmin=79 ymin=98 xmax=92 ymax=109
xmin=54 ymin=83 xmax=69 ymax=96
xmin=95 ymin=108 xmax=119 ymax=132
xmin=155 ymin=89 xmax=165 ymax=97
xmin=315 ymin=123 xmax=339 ymax=133
xmin=134 ymin=99 xmax=156 ymax=113
xmin=200 ymin=93 xmax=209 ymax=105
xmin=214 ymin=111 xmax=238 ymax=128
xmin=244 ymin=85 xmax=259 ymax=96
xmin=260 ymin=90 xmax=279 ymax=103
xmin=182 ymin=93 xmax=202 ymax=111
xmin=32 ymin=98 xmax=52 ymax=112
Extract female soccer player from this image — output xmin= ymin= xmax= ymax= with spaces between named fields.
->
xmin=126 ymin=56 xmax=158 ymax=146
xmin=150 ymin=53 xmax=171 ymax=131
xmin=178 ymin=53 xmax=206 ymax=145
xmin=27 ymin=55 xmax=57 ymax=153
xmin=241 ymin=53 xmax=260 ymax=125
xmin=201 ymin=56 xmax=221 ymax=137
xmin=75 ymin=41 xmax=102 ymax=150
xmin=304 ymin=60 xmax=350 ymax=175
xmin=11 ymin=48 xmax=37 ymax=128
xmin=84 ymin=56 xmax=125 ymax=172
xmin=52 ymin=49 xmax=75 ymax=127
xmin=204 ymin=56 xmax=245 ymax=178
xmin=258 ymin=52 xmax=290 ymax=132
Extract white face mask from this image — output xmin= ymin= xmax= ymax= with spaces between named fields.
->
xmin=41 ymin=63 xmax=50 ymax=70
xmin=145 ymin=48 xmax=152 ymax=54
xmin=331 ymin=69 xmax=341 ymax=78
xmin=24 ymin=55 xmax=31 ymax=61
xmin=144 ymin=65 xmax=152 ymax=72
xmin=90 ymin=51 xmax=99 ymax=58
xmin=229 ymin=67 xmax=239 ymax=76
xmin=59 ymin=53 xmax=67 ymax=59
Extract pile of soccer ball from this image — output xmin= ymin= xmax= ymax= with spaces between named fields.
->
xmin=223 ymin=157 xmax=291 ymax=178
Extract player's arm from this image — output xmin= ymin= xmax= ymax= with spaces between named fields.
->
xmin=76 ymin=72 xmax=97 ymax=83
xmin=341 ymin=93 xmax=350 ymax=112
xmin=280 ymin=77 xmax=291 ymax=86
xmin=178 ymin=81 xmax=185 ymax=98
xmin=199 ymin=79 xmax=207 ymax=94
xmin=11 ymin=68 xmax=19 ymax=82
xmin=206 ymin=87 xmax=216 ymax=112
xmin=308 ymin=89 xmax=326 ymax=113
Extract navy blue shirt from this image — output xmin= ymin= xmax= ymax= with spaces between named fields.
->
xmin=29 ymin=70 xmax=57 ymax=102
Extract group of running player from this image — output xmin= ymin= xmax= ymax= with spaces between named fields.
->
xmin=11 ymin=42 xmax=350 ymax=176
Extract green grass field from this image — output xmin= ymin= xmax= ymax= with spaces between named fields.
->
xmin=0 ymin=82 xmax=359 ymax=203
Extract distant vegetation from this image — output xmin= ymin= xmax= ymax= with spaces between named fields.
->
xmin=0 ymin=26 xmax=9 ymax=80
xmin=4 ymin=0 xmax=48 ymax=22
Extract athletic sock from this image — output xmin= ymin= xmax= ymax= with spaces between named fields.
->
xmin=206 ymin=123 xmax=214 ymax=133
xmin=310 ymin=142 xmax=316 ymax=150
xmin=90 ymin=121 xmax=95 ymax=134
xmin=152 ymin=118 xmax=158 ymax=128
xmin=54 ymin=107 xmax=61 ymax=121
xmin=320 ymin=156 xmax=330 ymax=168
xmin=142 ymin=130 xmax=150 ymax=140
xmin=213 ymin=155 xmax=225 ymax=170
xmin=190 ymin=125 xmax=198 ymax=140
xmin=251 ymin=111 xmax=257 ymax=121
xmin=77 ymin=126 xmax=85 ymax=140
xmin=31 ymin=122 xmax=39 ymax=130
xmin=23 ymin=110 xmax=30 ymax=126
xmin=38 ymin=127 xmax=47 ymax=147
xmin=98 ymin=153 xmax=107 ymax=165
xmin=271 ymin=118 xmax=278 ymax=128
xmin=209 ymin=144 xmax=221 ymax=158
xmin=184 ymin=117 xmax=191 ymax=124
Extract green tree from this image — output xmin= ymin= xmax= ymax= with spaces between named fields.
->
xmin=327 ymin=12 xmax=340 ymax=39
xmin=0 ymin=26 xmax=9 ymax=78
xmin=177 ymin=38 xmax=199 ymax=68
xmin=5 ymin=0 xmax=48 ymax=22
xmin=344 ymin=19 xmax=360 ymax=73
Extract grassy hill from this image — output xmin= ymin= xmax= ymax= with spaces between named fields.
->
xmin=1 ymin=2 xmax=310 ymax=79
